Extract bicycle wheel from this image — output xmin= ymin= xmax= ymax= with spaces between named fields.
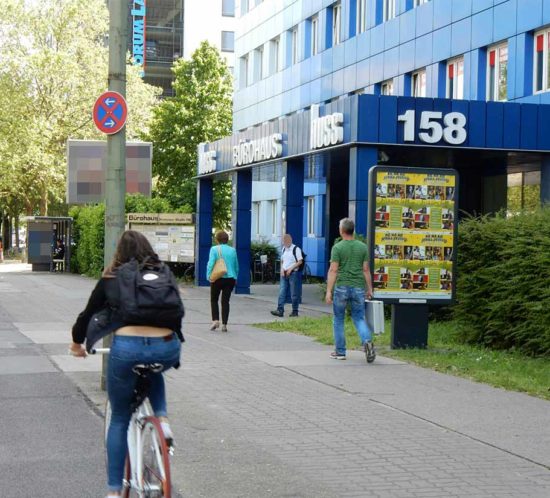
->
xmin=139 ymin=417 xmax=172 ymax=498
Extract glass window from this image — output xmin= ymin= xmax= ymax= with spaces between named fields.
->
xmin=253 ymin=202 xmax=261 ymax=237
xmin=255 ymin=46 xmax=264 ymax=81
xmin=222 ymin=0 xmax=235 ymax=17
xmin=240 ymin=54 xmax=249 ymax=88
xmin=311 ymin=16 xmax=319 ymax=56
xmin=307 ymin=197 xmax=315 ymax=236
xmin=357 ymin=0 xmax=367 ymax=34
xmin=412 ymin=69 xmax=427 ymax=97
xmin=447 ymin=57 xmax=464 ymax=99
xmin=333 ymin=3 xmax=342 ymax=45
xmin=414 ymin=0 xmax=430 ymax=6
xmin=270 ymin=200 xmax=277 ymax=235
xmin=487 ymin=43 xmax=508 ymax=101
xmin=381 ymin=79 xmax=394 ymax=95
xmin=221 ymin=31 xmax=234 ymax=52
xmin=534 ymin=30 xmax=550 ymax=93
xmin=241 ymin=0 xmax=249 ymax=15
xmin=384 ymin=0 xmax=396 ymax=21
xmin=270 ymin=37 xmax=280 ymax=74
xmin=291 ymin=27 xmax=298 ymax=64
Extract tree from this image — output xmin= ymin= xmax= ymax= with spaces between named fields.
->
xmin=145 ymin=41 xmax=233 ymax=228
xmin=0 ymin=0 xmax=161 ymax=219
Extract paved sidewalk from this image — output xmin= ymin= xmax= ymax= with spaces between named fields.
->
xmin=0 ymin=269 xmax=549 ymax=497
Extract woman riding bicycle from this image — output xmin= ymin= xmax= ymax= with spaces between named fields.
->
xmin=69 ymin=230 xmax=183 ymax=498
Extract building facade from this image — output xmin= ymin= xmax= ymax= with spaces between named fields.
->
xmin=128 ymin=0 xmax=236 ymax=96
xmin=196 ymin=0 xmax=550 ymax=293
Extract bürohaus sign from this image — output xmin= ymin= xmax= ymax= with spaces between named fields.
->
xmin=232 ymin=134 xmax=283 ymax=167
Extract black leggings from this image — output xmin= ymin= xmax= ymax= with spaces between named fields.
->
xmin=210 ymin=278 xmax=236 ymax=324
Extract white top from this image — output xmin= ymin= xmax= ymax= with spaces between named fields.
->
xmin=281 ymin=244 xmax=303 ymax=272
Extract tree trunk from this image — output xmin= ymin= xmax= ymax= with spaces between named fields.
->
xmin=14 ymin=215 xmax=20 ymax=249
xmin=2 ymin=215 xmax=11 ymax=250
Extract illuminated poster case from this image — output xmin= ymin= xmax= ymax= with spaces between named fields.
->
xmin=367 ymin=166 xmax=459 ymax=305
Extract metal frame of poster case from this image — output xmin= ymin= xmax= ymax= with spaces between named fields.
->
xmin=367 ymin=166 xmax=459 ymax=306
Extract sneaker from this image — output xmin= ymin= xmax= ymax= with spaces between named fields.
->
xmin=364 ymin=341 xmax=376 ymax=363
xmin=330 ymin=351 xmax=346 ymax=360
xmin=210 ymin=320 xmax=220 ymax=331
xmin=221 ymin=324 xmax=228 ymax=332
xmin=289 ymin=311 xmax=299 ymax=317
xmin=270 ymin=310 xmax=283 ymax=317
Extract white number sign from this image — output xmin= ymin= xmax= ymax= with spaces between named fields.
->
xmin=397 ymin=110 xmax=467 ymax=145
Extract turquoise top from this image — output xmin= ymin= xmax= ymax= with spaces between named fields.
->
xmin=206 ymin=244 xmax=239 ymax=280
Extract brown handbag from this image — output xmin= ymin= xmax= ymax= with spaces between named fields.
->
xmin=210 ymin=246 xmax=227 ymax=282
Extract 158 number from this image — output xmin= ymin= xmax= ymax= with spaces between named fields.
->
xmin=397 ymin=110 xmax=467 ymax=145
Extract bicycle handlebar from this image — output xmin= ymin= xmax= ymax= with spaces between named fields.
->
xmin=90 ymin=348 xmax=110 ymax=354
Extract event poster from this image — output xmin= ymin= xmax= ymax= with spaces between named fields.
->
xmin=130 ymin=224 xmax=195 ymax=263
xmin=370 ymin=168 xmax=457 ymax=302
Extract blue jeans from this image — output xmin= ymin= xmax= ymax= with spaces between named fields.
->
xmin=106 ymin=335 xmax=181 ymax=492
xmin=277 ymin=271 xmax=300 ymax=313
xmin=332 ymin=286 xmax=372 ymax=355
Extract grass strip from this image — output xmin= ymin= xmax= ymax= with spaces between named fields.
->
xmin=255 ymin=316 xmax=550 ymax=401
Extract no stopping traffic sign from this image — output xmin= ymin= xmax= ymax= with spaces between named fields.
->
xmin=93 ymin=91 xmax=128 ymax=135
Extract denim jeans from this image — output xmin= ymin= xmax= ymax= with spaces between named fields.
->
xmin=106 ymin=334 xmax=181 ymax=492
xmin=332 ymin=286 xmax=372 ymax=355
xmin=277 ymin=271 xmax=300 ymax=312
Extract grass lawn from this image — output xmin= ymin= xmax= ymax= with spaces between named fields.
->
xmin=255 ymin=316 xmax=550 ymax=401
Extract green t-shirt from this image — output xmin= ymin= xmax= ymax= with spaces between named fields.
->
xmin=330 ymin=239 xmax=368 ymax=288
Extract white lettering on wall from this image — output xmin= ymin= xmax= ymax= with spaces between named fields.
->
xmin=198 ymin=143 xmax=217 ymax=174
xmin=397 ymin=110 xmax=467 ymax=145
xmin=232 ymin=134 xmax=283 ymax=167
xmin=310 ymin=104 xmax=344 ymax=149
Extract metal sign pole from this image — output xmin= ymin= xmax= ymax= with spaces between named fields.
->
xmin=101 ymin=0 xmax=128 ymax=390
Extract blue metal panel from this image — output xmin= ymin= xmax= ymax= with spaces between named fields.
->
xmin=378 ymin=96 xmax=398 ymax=143
xmin=468 ymin=100 xmax=486 ymax=148
xmin=321 ymin=49 xmax=332 ymax=76
xmin=545 ymin=0 xmax=550 ymax=25
xmin=195 ymin=178 xmax=213 ymax=287
xmin=432 ymin=26 xmax=452 ymax=63
xmin=332 ymin=69 xmax=345 ymax=97
xmin=310 ymin=77 xmax=322 ymax=102
xmin=451 ymin=17 xmax=471 ymax=57
xmin=416 ymin=0 xmax=433 ymax=37
xmin=515 ymin=33 xmax=534 ymax=99
xmin=472 ymin=0 xmax=493 ymax=14
xmin=356 ymin=57 xmax=370 ymax=87
xmin=517 ymin=0 xmax=543 ymax=33
xmin=356 ymin=30 xmax=371 ymax=60
xmin=502 ymin=104 xmax=521 ymax=150
xmin=300 ymin=82 xmax=312 ymax=108
xmin=343 ymin=64 xmax=357 ymax=93
xmin=311 ymin=52 xmax=322 ymax=79
xmin=324 ymin=5 xmax=333 ymax=49
xmin=435 ymin=62 xmax=447 ymax=98
xmin=451 ymin=99 xmax=470 ymax=148
xmin=370 ymin=23 xmax=385 ymax=55
xmin=398 ymin=40 xmax=415 ymax=74
xmin=485 ymin=102 xmax=504 ymax=149
xmin=433 ymin=0 xmax=452 ymax=30
xmin=396 ymin=96 xmax=416 ymax=143
xmin=451 ymin=0 xmax=472 ymax=22
xmin=321 ymin=74 xmax=332 ymax=100
xmin=285 ymin=160 xmax=304 ymax=244
xmin=384 ymin=17 xmax=400 ymax=50
xmin=370 ymin=52 xmax=384 ymax=83
xmin=402 ymin=73 xmax=411 ymax=96
xmin=344 ymin=37 xmax=358 ymax=67
xmin=470 ymin=49 xmax=487 ymax=101
xmin=415 ymin=33 xmax=433 ymax=69
xmin=349 ymin=146 xmax=377 ymax=236
xmin=399 ymin=7 xmax=416 ymax=43
xmin=332 ymin=43 xmax=345 ymax=71
xmin=358 ymin=94 xmax=379 ymax=142
xmin=300 ymin=58 xmax=312 ymax=85
xmin=383 ymin=47 xmax=399 ymax=79
xmin=471 ymin=8 xmax=493 ymax=50
xmin=537 ymin=104 xmax=550 ymax=150
xmin=234 ymin=170 xmax=252 ymax=294
xmin=493 ymin=0 xmax=516 ymax=41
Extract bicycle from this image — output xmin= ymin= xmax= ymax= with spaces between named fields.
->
xmin=93 ymin=348 xmax=173 ymax=498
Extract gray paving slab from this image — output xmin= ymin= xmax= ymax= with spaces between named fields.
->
xmin=0 ymin=355 xmax=58 ymax=375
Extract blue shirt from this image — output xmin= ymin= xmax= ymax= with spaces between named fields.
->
xmin=206 ymin=244 xmax=239 ymax=280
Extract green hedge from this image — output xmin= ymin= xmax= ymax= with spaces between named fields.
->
xmin=453 ymin=208 xmax=550 ymax=357
xmin=70 ymin=194 xmax=187 ymax=277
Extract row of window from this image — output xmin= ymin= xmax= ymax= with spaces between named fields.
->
xmin=252 ymin=197 xmax=317 ymax=238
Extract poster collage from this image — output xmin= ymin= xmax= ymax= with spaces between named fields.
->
xmin=372 ymin=170 xmax=456 ymax=300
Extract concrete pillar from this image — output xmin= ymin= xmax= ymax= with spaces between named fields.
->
xmin=232 ymin=169 xmax=252 ymax=294
xmin=195 ymin=178 xmax=213 ymax=287
xmin=349 ymin=146 xmax=377 ymax=237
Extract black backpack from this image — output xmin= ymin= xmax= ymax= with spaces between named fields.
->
xmin=289 ymin=245 xmax=306 ymax=269
xmin=115 ymin=259 xmax=184 ymax=328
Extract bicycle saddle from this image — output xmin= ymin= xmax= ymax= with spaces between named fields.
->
xmin=132 ymin=363 xmax=164 ymax=375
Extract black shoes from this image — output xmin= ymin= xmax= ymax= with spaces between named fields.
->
xmin=289 ymin=311 xmax=299 ymax=317
xmin=270 ymin=310 xmax=283 ymax=317
xmin=364 ymin=341 xmax=376 ymax=363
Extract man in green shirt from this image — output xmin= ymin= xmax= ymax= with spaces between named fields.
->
xmin=325 ymin=218 xmax=375 ymax=362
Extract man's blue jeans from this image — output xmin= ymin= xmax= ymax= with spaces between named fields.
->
xmin=332 ymin=286 xmax=372 ymax=355
xmin=106 ymin=335 xmax=181 ymax=492
xmin=277 ymin=271 xmax=300 ymax=313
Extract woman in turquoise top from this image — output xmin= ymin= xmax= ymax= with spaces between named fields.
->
xmin=206 ymin=230 xmax=239 ymax=332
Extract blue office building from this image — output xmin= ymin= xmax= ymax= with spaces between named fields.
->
xmin=196 ymin=0 xmax=550 ymax=293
